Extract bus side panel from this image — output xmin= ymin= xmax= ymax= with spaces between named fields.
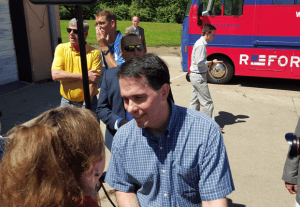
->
xmin=258 ymin=5 xmax=300 ymax=37
xmin=254 ymin=4 xmax=300 ymax=46
xmin=181 ymin=17 xmax=190 ymax=72
xmin=206 ymin=47 xmax=300 ymax=79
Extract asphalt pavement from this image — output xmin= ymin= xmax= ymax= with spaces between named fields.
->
xmin=1 ymin=55 xmax=300 ymax=206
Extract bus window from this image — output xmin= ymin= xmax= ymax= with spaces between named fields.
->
xmin=211 ymin=0 xmax=222 ymax=15
xmin=201 ymin=0 xmax=221 ymax=16
xmin=224 ymin=0 xmax=244 ymax=16
xmin=200 ymin=0 xmax=209 ymax=11
xmin=297 ymin=0 xmax=300 ymax=5
xmin=273 ymin=0 xmax=294 ymax=5
xmin=185 ymin=0 xmax=193 ymax=17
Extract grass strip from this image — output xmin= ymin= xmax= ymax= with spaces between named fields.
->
xmin=61 ymin=20 xmax=182 ymax=47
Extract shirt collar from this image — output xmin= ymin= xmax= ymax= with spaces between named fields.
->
xmin=68 ymin=42 xmax=91 ymax=52
xmin=115 ymin=30 xmax=123 ymax=42
xmin=165 ymin=99 xmax=176 ymax=135
xmin=200 ymin=36 xmax=207 ymax=46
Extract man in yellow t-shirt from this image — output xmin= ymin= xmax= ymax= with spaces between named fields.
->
xmin=51 ymin=18 xmax=102 ymax=113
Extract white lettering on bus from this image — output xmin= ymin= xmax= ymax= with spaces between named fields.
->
xmin=268 ymin=55 xmax=277 ymax=66
xmin=296 ymin=11 xmax=300 ymax=17
xmin=278 ymin=56 xmax=288 ymax=67
xmin=291 ymin=56 xmax=300 ymax=67
xmin=240 ymin=54 xmax=248 ymax=65
xmin=239 ymin=54 xmax=300 ymax=68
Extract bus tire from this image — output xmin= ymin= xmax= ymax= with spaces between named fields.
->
xmin=207 ymin=56 xmax=234 ymax=84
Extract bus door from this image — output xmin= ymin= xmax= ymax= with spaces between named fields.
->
xmin=190 ymin=0 xmax=252 ymax=83
xmin=188 ymin=0 xmax=248 ymax=66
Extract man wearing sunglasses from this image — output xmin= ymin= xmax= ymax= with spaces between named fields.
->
xmin=96 ymin=33 xmax=144 ymax=151
xmin=51 ymin=18 xmax=102 ymax=113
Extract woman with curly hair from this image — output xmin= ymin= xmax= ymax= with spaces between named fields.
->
xmin=0 ymin=106 xmax=105 ymax=207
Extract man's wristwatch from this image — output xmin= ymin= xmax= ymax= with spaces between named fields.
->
xmin=103 ymin=50 xmax=110 ymax=55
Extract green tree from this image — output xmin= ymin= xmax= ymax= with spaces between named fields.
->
xmin=59 ymin=3 xmax=103 ymax=20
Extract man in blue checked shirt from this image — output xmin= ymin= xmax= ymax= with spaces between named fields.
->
xmin=105 ymin=53 xmax=235 ymax=207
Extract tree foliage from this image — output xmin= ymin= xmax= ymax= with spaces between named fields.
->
xmin=59 ymin=0 xmax=190 ymax=23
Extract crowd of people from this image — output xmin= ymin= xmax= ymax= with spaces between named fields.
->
xmin=0 ymin=10 xmax=237 ymax=207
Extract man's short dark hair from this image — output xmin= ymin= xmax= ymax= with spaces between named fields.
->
xmin=120 ymin=33 xmax=140 ymax=49
xmin=117 ymin=53 xmax=170 ymax=91
xmin=201 ymin=24 xmax=216 ymax=36
xmin=95 ymin=9 xmax=117 ymax=24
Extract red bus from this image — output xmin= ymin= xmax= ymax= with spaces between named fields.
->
xmin=181 ymin=0 xmax=300 ymax=83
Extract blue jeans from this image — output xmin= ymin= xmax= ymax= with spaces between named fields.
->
xmin=60 ymin=96 xmax=97 ymax=114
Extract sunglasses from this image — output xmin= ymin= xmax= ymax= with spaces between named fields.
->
xmin=124 ymin=44 xmax=143 ymax=52
xmin=67 ymin=28 xmax=78 ymax=34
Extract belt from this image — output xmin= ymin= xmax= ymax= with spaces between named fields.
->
xmin=191 ymin=71 xmax=208 ymax=74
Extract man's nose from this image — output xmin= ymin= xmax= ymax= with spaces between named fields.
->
xmin=134 ymin=48 xmax=143 ymax=56
xmin=127 ymin=100 xmax=138 ymax=114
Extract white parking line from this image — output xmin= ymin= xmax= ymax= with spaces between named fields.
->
xmin=170 ymin=72 xmax=187 ymax=81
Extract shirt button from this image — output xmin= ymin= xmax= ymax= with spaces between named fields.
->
xmin=162 ymin=170 xmax=166 ymax=173
xmin=167 ymin=135 xmax=170 ymax=137
xmin=164 ymin=193 xmax=167 ymax=197
xmin=160 ymin=147 xmax=163 ymax=150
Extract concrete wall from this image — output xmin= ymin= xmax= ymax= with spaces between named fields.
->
xmin=23 ymin=2 xmax=60 ymax=82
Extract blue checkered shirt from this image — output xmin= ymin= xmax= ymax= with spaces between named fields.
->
xmin=105 ymin=101 xmax=234 ymax=206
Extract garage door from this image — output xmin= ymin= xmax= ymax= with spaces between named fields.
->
xmin=0 ymin=1 xmax=18 ymax=85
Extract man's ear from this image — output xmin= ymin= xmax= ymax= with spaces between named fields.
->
xmin=160 ymin=83 xmax=170 ymax=101
xmin=111 ymin=20 xmax=116 ymax=28
xmin=84 ymin=31 xmax=88 ymax=39
xmin=120 ymin=49 xmax=123 ymax=58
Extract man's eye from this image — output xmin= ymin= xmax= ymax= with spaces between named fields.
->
xmin=135 ymin=96 xmax=144 ymax=101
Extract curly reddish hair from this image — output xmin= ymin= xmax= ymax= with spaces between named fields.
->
xmin=0 ymin=106 xmax=104 ymax=207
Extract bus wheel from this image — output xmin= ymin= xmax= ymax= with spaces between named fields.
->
xmin=207 ymin=56 xmax=234 ymax=84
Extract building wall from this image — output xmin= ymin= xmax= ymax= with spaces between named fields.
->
xmin=0 ymin=0 xmax=18 ymax=85
xmin=23 ymin=2 xmax=52 ymax=82
xmin=23 ymin=2 xmax=60 ymax=82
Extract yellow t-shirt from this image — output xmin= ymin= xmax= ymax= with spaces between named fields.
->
xmin=51 ymin=42 xmax=102 ymax=102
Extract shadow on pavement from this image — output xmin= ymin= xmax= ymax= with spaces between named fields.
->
xmin=215 ymin=111 xmax=249 ymax=129
xmin=0 ymin=81 xmax=61 ymax=135
xmin=228 ymin=198 xmax=246 ymax=207
xmin=227 ymin=76 xmax=300 ymax=92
